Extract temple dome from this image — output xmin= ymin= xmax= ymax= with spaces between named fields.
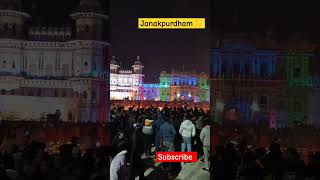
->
xmin=110 ymin=56 xmax=118 ymax=65
xmin=133 ymin=56 xmax=142 ymax=66
xmin=77 ymin=0 xmax=103 ymax=13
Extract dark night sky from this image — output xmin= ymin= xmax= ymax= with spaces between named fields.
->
xmin=211 ymin=0 xmax=320 ymax=37
xmin=110 ymin=0 xmax=210 ymax=82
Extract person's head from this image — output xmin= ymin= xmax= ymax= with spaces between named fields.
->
xmin=72 ymin=146 xmax=81 ymax=159
xmin=116 ymin=140 xmax=129 ymax=154
xmin=269 ymin=143 xmax=281 ymax=156
xmin=184 ymin=112 xmax=192 ymax=120
xmin=163 ymin=111 xmax=170 ymax=121
xmin=204 ymin=120 xmax=210 ymax=126
xmin=255 ymin=147 xmax=266 ymax=159
xmin=286 ymin=147 xmax=299 ymax=160
xmin=118 ymin=130 xmax=125 ymax=139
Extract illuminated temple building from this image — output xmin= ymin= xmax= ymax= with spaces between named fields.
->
xmin=0 ymin=0 xmax=109 ymax=122
xmin=110 ymin=56 xmax=144 ymax=100
xmin=110 ymin=57 xmax=209 ymax=102
xmin=210 ymin=32 xmax=320 ymax=128
xmin=159 ymin=70 xmax=209 ymax=102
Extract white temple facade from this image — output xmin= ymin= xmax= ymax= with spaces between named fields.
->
xmin=110 ymin=56 xmax=144 ymax=100
xmin=0 ymin=0 xmax=110 ymax=123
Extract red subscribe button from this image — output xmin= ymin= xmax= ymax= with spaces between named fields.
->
xmin=156 ymin=152 xmax=198 ymax=162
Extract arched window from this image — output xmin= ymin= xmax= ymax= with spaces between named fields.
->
xmin=259 ymin=95 xmax=267 ymax=105
xmin=84 ymin=62 xmax=88 ymax=66
xmin=28 ymin=90 xmax=33 ymax=96
xmin=245 ymin=63 xmax=251 ymax=75
xmin=12 ymin=61 xmax=15 ymax=69
xmin=93 ymin=61 xmax=96 ymax=70
xmin=62 ymin=90 xmax=67 ymax=97
xmin=83 ymin=91 xmax=87 ymax=98
xmin=54 ymin=89 xmax=58 ymax=97
xmin=260 ymin=63 xmax=268 ymax=77
xmin=85 ymin=25 xmax=90 ymax=32
xmin=221 ymin=62 xmax=227 ymax=75
xmin=12 ymin=24 xmax=16 ymax=36
xmin=233 ymin=63 xmax=240 ymax=74
xmin=91 ymin=91 xmax=96 ymax=100
xmin=3 ymin=23 xmax=8 ymax=32
xmin=37 ymin=89 xmax=41 ymax=96
xmin=293 ymin=67 xmax=301 ymax=78
xmin=294 ymin=101 xmax=301 ymax=112
xmin=2 ymin=60 xmax=6 ymax=68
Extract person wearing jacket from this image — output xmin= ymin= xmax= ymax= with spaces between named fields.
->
xmin=142 ymin=119 xmax=153 ymax=157
xmin=159 ymin=114 xmax=176 ymax=152
xmin=200 ymin=120 xmax=210 ymax=171
xmin=179 ymin=113 xmax=196 ymax=152
xmin=153 ymin=113 xmax=165 ymax=151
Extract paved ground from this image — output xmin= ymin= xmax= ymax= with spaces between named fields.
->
xmin=139 ymin=155 xmax=210 ymax=180
xmin=176 ymin=160 xmax=210 ymax=180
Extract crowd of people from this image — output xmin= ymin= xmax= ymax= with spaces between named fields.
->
xmin=0 ymin=135 xmax=111 ymax=180
xmin=109 ymin=105 xmax=211 ymax=179
xmin=2 ymin=107 xmax=320 ymax=180
xmin=0 ymin=104 xmax=210 ymax=180
xmin=211 ymin=131 xmax=320 ymax=180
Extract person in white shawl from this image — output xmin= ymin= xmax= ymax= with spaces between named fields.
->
xmin=110 ymin=141 xmax=129 ymax=180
